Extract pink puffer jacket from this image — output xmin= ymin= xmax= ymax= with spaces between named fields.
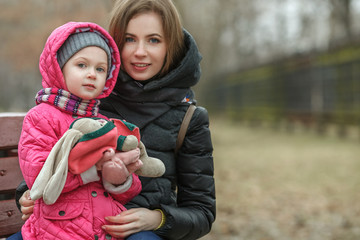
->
xmin=19 ymin=22 xmax=142 ymax=240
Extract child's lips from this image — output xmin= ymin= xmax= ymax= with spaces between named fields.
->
xmin=84 ymin=84 xmax=95 ymax=89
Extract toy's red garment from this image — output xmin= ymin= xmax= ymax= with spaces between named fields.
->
xmin=68 ymin=118 xmax=140 ymax=174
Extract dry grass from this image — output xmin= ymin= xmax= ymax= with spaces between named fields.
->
xmin=201 ymin=116 xmax=360 ymax=240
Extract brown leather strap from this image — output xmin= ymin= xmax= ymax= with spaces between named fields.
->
xmin=175 ymin=104 xmax=196 ymax=155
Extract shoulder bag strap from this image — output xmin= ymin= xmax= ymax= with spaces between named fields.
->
xmin=175 ymin=104 xmax=196 ymax=155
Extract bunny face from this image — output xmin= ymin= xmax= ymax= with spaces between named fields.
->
xmin=70 ymin=117 xmax=111 ymax=135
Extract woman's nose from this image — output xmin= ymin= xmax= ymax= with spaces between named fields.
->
xmin=134 ymin=42 xmax=147 ymax=57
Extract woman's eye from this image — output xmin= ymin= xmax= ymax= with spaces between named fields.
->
xmin=149 ymin=38 xmax=160 ymax=43
xmin=125 ymin=37 xmax=135 ymax=42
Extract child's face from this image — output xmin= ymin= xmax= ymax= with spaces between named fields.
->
xmin=62 ymin=46 xmax=108 ymax=100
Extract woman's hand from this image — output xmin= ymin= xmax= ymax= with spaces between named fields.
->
xmin=19 ymin=190 xmax=35 ymax=221
xmin=102 ymin=208 xmax=162 ymax=238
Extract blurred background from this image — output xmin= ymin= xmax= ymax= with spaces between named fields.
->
xmin=2 ymin=0 xmax=360 ymax=135
xmin=2 ymin=0 xmax=360 ymax=239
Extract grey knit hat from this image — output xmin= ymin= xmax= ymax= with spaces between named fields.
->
xmin=57 ymin=32 xmax=112 ymax=73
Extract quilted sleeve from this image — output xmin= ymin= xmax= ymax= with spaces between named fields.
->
xmin=18 ymin=108 xmax=83 ymax=192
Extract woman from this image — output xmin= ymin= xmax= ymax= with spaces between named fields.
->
xmin=17 ymin=0 xmax=215 ymax=239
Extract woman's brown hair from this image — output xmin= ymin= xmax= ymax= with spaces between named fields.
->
xmin=108 ymin=0 xmax=185 ymax=76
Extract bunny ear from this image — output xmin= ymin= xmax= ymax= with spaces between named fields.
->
xmin=30 ymin=129 xmax=83 ymax=204
xmin=42 ymin=132 xmax=82 ymax=204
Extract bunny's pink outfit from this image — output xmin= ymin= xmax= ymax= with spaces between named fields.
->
xmin=18 ymin=22 xmax=141 ymax=240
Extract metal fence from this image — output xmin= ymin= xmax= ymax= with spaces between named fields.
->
xmin=206 ymin=42 xmax=360 ymax=135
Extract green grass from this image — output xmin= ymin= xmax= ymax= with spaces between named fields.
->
xmin=202 ymin=116 xmax=360 ymax=240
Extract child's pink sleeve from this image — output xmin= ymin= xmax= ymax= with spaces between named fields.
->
xmin=109 ymin=173 xmax=142 ymax=204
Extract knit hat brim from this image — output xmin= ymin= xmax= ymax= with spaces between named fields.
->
xmin=57 ymin=32 xmax=112 ymax=74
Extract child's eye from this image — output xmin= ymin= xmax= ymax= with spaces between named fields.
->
xmin=96 ymin=67 xmax=106 ymax=73
xmin=77 ymin=63 xmax=86 ymax=68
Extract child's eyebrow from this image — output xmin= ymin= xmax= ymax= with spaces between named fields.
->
xmin=73 ymin=56 xmax=107 ymax=65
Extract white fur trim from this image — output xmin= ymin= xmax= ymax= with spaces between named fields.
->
xmin=103 ymin=175 xmax=133 ymax=194
xmin=81 ymin=166 xmax=100 ymax=184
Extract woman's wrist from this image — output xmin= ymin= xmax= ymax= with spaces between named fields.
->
xmin=154 ymin=209 xmax=166 ymax=230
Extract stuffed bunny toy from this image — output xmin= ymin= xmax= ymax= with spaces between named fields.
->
xmin=30 ymin=117 xmax=165 ymax=205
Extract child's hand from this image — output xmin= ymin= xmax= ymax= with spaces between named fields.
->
xmin=100 ymin=148 xmax=142 ymax=185
xmin=102 ymin=156 xmax=128 ymax=185
xmin=114 ymin=148 xmax=142 ymax=174
xmin=96 ymin=148 xmax=116 ymax=170
xmin=101 ymin=148 xmax=142 ymax=185
xmin=126 ymin=158 xmax=143 ymax=174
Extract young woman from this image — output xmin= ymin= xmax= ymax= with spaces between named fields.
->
xmin=17 ymin=0 xmax=216 ymax=239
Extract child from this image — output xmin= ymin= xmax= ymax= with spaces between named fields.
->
xmin=18 ymin=21 xmax=142 ymax=240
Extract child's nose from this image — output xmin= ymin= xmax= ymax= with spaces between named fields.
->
xmin=87 ymin=68 xmax=96 ymax=78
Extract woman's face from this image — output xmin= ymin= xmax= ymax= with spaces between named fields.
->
xmin=121 ymin=11 xmax=167 ymax=81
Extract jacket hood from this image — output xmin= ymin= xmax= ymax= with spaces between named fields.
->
xmin=101 ymin=29 xmax=201 ymax=128
xmin=113 ymin=29 xmax=202 ymax=93
xmin=142 ymin=29 xmax=202 ymax=90
xmin=39 ymin=22 xmax=120 ymax=99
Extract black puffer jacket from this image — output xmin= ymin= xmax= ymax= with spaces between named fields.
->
xmin=101 ymin=30 xmax=216 ymax=239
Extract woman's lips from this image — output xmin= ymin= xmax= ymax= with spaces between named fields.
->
xmin=132 ymin=63 xmax=150 ymax=71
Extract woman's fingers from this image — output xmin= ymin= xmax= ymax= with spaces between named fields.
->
xmin=19 ymin=190 xmax=35 ymax=220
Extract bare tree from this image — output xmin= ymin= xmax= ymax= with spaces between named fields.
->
xmin=174 ymin=0 xmax=259 ymax=100
xmin=328 ymin=0 xmax=352 ymax=46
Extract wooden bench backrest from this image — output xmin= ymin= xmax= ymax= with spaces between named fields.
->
xmin=0 ymin=113 xmax=26 ymax=238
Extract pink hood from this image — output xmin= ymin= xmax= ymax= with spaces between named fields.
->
xmin=39 ymin=21 xmax=120 ymax=99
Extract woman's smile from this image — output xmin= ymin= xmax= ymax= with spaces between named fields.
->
xmin=132 ymin=62 xmax=151 ymax=71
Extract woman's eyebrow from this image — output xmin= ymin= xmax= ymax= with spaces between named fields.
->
xmin=125 ymin=32 xmax=163 ymax=38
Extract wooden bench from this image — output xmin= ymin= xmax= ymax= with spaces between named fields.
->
xmin=0 ymin=112 xmax=26 ymax=238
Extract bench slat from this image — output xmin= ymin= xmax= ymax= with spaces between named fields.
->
xmin=0 ymin=157 xmax=23 ymax=193
xmin=0 ymin=113 xmax=26 ymax=237
xmin=0 ymin=114 xmax=25 ymax=149
xmin=0 ymin=199 xmax=23 ymax=237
